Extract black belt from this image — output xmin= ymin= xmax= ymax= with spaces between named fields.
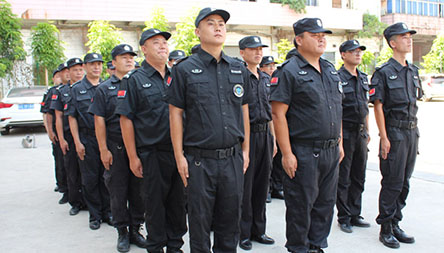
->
xmin=184 ymin=143 xmax=240 ymax=160
xmin=138 ymin=143 xmax=173 ymax=153
xmin=80 ymin=128 xmax=95 ymax=136
xmin=386 ymin=119 xmax=417 ymax=129
xmin=293 ymin=138 xmax=340 ymax=149
xmin=343 ymin=121 xmax=365 ymax=132
xmin=251 ymin=123 xmax=268 ymax=133
xmin=107 ymin=134 xmax=123 ymax=146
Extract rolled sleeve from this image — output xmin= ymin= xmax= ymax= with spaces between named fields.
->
xmin=269 ymin=69 xmax=292 ymax=105
xmin=167 ymin=65 xmax=186 ymax=109
xmin=370 ymin=71 xmax=385 ymax=104
xmin=88 ymin=86 xmax=106 ymax=117
xmin=115 ymin=77 xmax=136 ymax=120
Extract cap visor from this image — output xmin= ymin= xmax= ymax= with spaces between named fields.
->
xmin=245 ymin=43 xmax=268 ymax=49
xmin=197 ymin=9 xmax=230 ymax=27
xmin=310 ymin=28 xmax=332 ymax=34
xmin=118 ymin=51 xmax=137 ymax=57
xmin=86 ymin=59 xmax=104 ymax=63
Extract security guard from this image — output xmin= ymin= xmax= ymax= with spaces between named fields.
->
xmin=67 ymin=53 xmax=111 ymax=230
xmin=191 ymin=44 xmax=200 ymax=55
xmin=336 ymin=39 xmax=371 ymax=233
xmin=107 ymin=61 xmax=116 ymax=77
xmin=370 ymin=22 xmax=421 ymax=249
xmin=168 ymin=49 xmax=186 ymax=68
xmin=285 ymin=48 xmax=298 ymax=60
xmin=50 ymin=58 xmax=85 ymax=216
xmin=89 ymin=44 xmax=146 ymax=252
xmin=168 ymin=7 xmax=252 ymax=252
xmin=259 ymin=56 xmax=276 ymax=77
xmin=115 ymin=29 xmax=187 ymax=253
xmin=238 ymin=35 xmax=276 ymax=251
xmin=270 ymin=18 xmax=344 ymax=253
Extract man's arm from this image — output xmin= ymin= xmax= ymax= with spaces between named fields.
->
xmin=365 ymin=114 xmax=370 ymax=144
xmin=68 ymin=116 xmax=85 ymax=160
xmin=269 ymin=120 xmax=277 ymax=157
xmin=120 ymin=115 xmax=142 ymax=178
xmin=46 ymin=114 xmax=58 ymax=144
xmin=374 ymin=100 xmax=389 ymax=159
xmin=94 ymin=115 xmax=112 ymax=170
xmin=169 ymin=105 xmax=188 ymax=187
xmin=55 ymin=110 xmax=68 ymax=155
xmin=242 ymin=104 xmax=250 ymax=173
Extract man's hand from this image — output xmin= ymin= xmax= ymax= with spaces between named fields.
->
xmin=282 ymin=153 xmax=298 ymax=179
xmin=75 ymin=142 xmax=86 ymax=161
xmin=129 ymin=157 xmax=143 ymax=178
xmin=176 ymin=155 xmax=189 ymax=187
xmin=60 ymin=139 xmax=69 ymax=155
xmin=380 ymin=137 xmax=391 ymax=160
xmin=272 ymin=139 xmax=278 ymax=158
xmin=48 ymin=132 xmax=58 ymax=144
xmin=367 ymin=135 xmax=371 ymax=144
xmin=100 ymin=149 xmax=113 ymax=170
xmin=339 ymin=143 xmax=345 ymax=163
xmin=242 ymin=150 xmax=250 ymax=174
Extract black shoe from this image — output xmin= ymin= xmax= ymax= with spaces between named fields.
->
xmin=148 ymin=250 xmax=164 ymax=253
xmin=69 ymin=206 xmax=81 ymax=216
xmin=392 ymin=222 xmax=415 ymax=243
xmin=266 ymin=192 xmax=272 ymax=203
xmin=239 ymin=239 xmax=252 ymax=250
xmin=251 ymin=234 xmax=275 ymax=245
xmin=89 ymin=220 xmax=101 ymax=230
xmin=351 ymin=216 xmax=371 ymax=227
xmin=308 ymin=244 xmax=324 ymax=253
xmin=379 ymin=222 xmax=400 ymax=248
xmin=58 ymin=193 xmax=69 ymax=204
xmin=103 ymin=214 xmax=114 ymax=226
xmin=339 ymin=222 xmax=353 ymax=233
xmin=54 ymin=186 xmax=59 ymax=192
xmin=166 ymin=249 xmax=183 ymax=253
xmin=129 ymin=225 xmax=147 ymax=248
xmin=117 ymin=227 xmax=130 ymax=252
xmin=270 ymin=190 xmax=284 ymax=199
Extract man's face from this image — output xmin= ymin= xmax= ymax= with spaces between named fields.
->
xmin=341 ymin=48 xmax=363 ymax=66
xmin=69 ymin=64 xmax=84 ymax=83
xmin=296 ymin=32 xmax=327 ymax=56
xmin=113 ymin=53 xmax=135 ymax=75
xmin=84 ymin=61 xmax=103 ymax=79
xmin=390 ymin=33 xmax=413 ymax=54
xmin=141 ymin=35 xmax=169 ymax=63
xmin=168 ymin=59 xmax=177 ymax=68
xmin=59 ymin=68 xmax=70 ymax=84
xmin=260 ymin=63 xmax=276 ymax=76
xmin=240 ymin=47 xmax=263 ymax=66
xmin=52 ymin=72 xmax=62 ymax=85
xmin=195 ymin=14 xmax=226 ymax=47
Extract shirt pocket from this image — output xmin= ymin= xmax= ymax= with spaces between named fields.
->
xmin=413 ymin=77 xmax=422 ymax=99
xmin=76 ymin=93 xmax=92 ymax=113
xmin=187 ymin=74 xmax=210 ymax=104
xmin=141 ymin=84 xmax=162 ymax=109
xmin=386 ymin=77 xmax=406 ymax=104
xmin=228 ymin=72 xmax=244 ymax=105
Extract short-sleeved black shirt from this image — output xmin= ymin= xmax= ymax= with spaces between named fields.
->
xmin=269 ymin=50 xmax=343 ymax=140
xmin=369 ymin=58 xmax=422 ymax=121
xmin=50 ymin=82 xmax=77 ymax=133
xmin=66 ymin=77 xmax=99 ymax=130
xmin=248 ymin=69 xmax=272 ymax=124
xmin=114 ymin=60 xmax=171 ymax=148
xmin=88 ymin=75 xmax=122 ymax=138
xmin=338 ymin=65 xmax=369 ymax=124
xmin=167 ymin=48 xmax=252 ymax=149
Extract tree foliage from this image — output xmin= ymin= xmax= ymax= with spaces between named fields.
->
xmin=31 ymin=22 xmax=65 ymax=85
xmin=376 ymin=45 xmax=393 ymax=66
xmin=421 ymin=33 xmax=444 ymax=73
xmin=358 ymin=13 xmax=387 ymax=38
xmin=270 ymin=0 xmax=306 ymax=13
xmin=275 ymin=39 xmax=293 ymax=64
xmin=171 ymin=7 xmax=200 ymax=55
xmin=144 ymin=7 xmax=170 ymax=32
xmin=0 ymin=0 xmax=26 ymax=78
xmin=360 ymin=50 xmax=375 ymax=74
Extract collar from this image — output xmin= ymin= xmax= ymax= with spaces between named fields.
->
xmin=197 ymin=47 xmax=230 ymax=66
xmin=389 ymin=57 xmax=410 ymax=72
xmin=339 ymin=65 xmax=359 ymax=81
xmin=110 ymin=75 xmax=120 ymax=83
xmin=82 ymin=76 xmax=95 ymax=90
xmin=294 ymin=50 xmax=310 ymax=69
xmin=141 ymin=60 xmax=170 ymax=77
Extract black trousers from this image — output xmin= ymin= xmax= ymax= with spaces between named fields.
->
xmin=78 ymin=132 xmax=110 ymax=221
xmin=104 ymin=139 xmax=144 ymax=228
xmin=270 ymin=148 xmax=284 ymax=193
xmin=284 ymin=143 xmax=339 ymax=253
xmin=240 ymin=130 xmax=273 ymax=240
xmin=336 ymin=128 xmax=368 ymax=224
xmin=186 ymin=146 xmax=244 ymax=253
xmin=64 ymin=133 xmax=83 ymax=208
xmin=376 ymin=127 xmax=419 ymax=225
xmin=138 ymin=147 xmax=186 ymax=252
xmin=53 ymin=140 xmax=67 ymax=193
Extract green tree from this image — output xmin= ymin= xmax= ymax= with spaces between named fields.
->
xmin=0 ymin=0 xmax=26 ymax=78
xmin=270 ymin=0 xmax=306 ymax=13
xmin=376 ymin=45 xmax=393 ymax=66
xmin=144 ymin=7 xmax=170 ymax=32
xmin=360 ymin=50 xmax=375 ymax=74
xmin=30 ymin=22 xmax=65 ymax=86
xmin=171 ymin=7 xmax=200 ymax=55
xmin=275 ymin=39 xmax=293 ymax=64
xmin=421 ymin=33 xmax=444 ymax=73
xmin=358 ymin=13 xmax=387 ymax=51
xmin=85 ymin=20 xmax=123 ymax=78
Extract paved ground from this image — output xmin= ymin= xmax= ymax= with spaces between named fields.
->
xmin=1 ymin=100 xmax=444 ymax=252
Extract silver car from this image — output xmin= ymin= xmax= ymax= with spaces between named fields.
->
xmin=421 ymin=74 xmax=444 ymax=102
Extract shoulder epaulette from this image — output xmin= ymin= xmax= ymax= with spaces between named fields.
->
xmin=123 ymin=69 xmax=138 ymax=79
xmin=375 ymin=62 xmax=389 ymax=70
xmin=277 ymin=59 xmax=291 ymax=69
xmin=71 ymin=80 xmax=81 ymax=87
xmin=174 ymin=56 xmax=189 ymax=66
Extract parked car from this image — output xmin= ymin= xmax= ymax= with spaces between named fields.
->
xmin=0 ymin=86 xmax=47 ymax=135
xmin=420 ymin=74 xmax=444 ymax=102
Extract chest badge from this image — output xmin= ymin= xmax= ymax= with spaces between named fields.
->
xmin=231 ymin=69 xmax=242 ymax=74
xmin=233 ymin=84 xmax=244 ymax=98
xmin=413 ymin=75 xmax=419 ymax=80
xmin=191 ymin=69 xmax=202 ymax=74
xmin=331 ymin=71 xmax=338 ymax=75
xmin=142 ymin=83 xmax=152 ymax=88
xmin=298 ymin=71 xmax=307 ymax=75
xmin=341 ymin=81 xmax=348 ymax=86
xmin=79 ymin=90 xmax=87 ymax=94
xmin=63 ymin=93 xmax=69 ymax=97
xmin=389 ymin=75 xmax=398 ymax=80
xmin=108 ymin=86 xmax=116 ymax=90
xmin=338 ymin=82 xmax=343 ymax=93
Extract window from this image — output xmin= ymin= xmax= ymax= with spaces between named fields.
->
xmin=389 ymin=0 xmax=444 ymax=16
xmin=306 ymin=0 xmax=318 ymax=6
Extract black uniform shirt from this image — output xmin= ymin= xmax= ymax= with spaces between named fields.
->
xmin=167 ymin=48 xmax=252 ymax=149
xmin=269 ymin=50 xmax=343 ymax=140
xmin=248 ymin=69 xmax=272 ymax=124
xmin=50 ymin=82 xmax=76 ymax=133
xmin=370 ymin=58 xmax=422 ymax=121
xmin=88 ymin=75 xmax=122 ymax=138
xmin=338 ymin=65 xmax=369 ymax=124
xmin=66 ymin=77 xmax=98 ymax=130
xmin=115 ymin=60 xmax=171 ymax=148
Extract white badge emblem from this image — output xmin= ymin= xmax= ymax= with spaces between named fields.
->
xmin=331 ymin=71 xmax=338 ymax=75
xmin=79 ymin=90 xmax=87 ymax=94
xmin=268 ymin=56 xmax=273 ymax=61
xmin=389 ymin=75 xmax=398 ymax=80
xmin=124 ymin=45 xmax=130 ymax=51
xmin=178 ymin=52 xmax=183 ymax=56
xmin=64 ymin=63 xmax=68 ymax=67
xmin=108 ymin=86 xmax=116 ymax=90
xmin=298 ymin=70 xmax=307 ymax=75
xmin=142 ymin=83 xmax=152 ymax=88
xmin=154 ymin=29 xmax=160 ymax=33
xmin=93 ymin=54 xmax=98 ymax=59
xmin=231 ymin=69 xmax=242 ymax=74
xmin=233 ymin=84 xmax=244 ymax=98
xmin=75 ymin=59 xmax=80 ymax=63
xmin=317 ymin=19 xmax=322 ymax=27
xmin=254 ymin=37 xmax=260 ymax=43
xmin=402 ymin=23 xmax=408 ymax=29
xmin=342 ymin=81 xmax=348 ymax=86
xmin=191 ymin=69 xmax=202 ymax=74
xmin=338 ymin=82 xmax=343 ymax=93
xmin=353 ymin=40 xmax=358 ymax=45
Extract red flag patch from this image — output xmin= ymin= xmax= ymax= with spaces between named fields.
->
xmin=117 ymin=90 xmax=126 ymax=98
xmin=167 ymin=76 xmax=172 ymax=86
xmin=51 ymin=94 xmax=58 ymax=100
xmin=64 ymin=104 xmax=68 ymax=110
xmin=270 ymin=77 xmax=278 ymax=86
xmin=369 ymin=88 xmax=376 ymax=96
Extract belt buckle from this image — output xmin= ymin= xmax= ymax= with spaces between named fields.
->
xmin=408 ymin=121 xmax=416 ymax=129
xmin=359 ymin=124 xmax=365 ymax=132
xmin=217 ymin=149 xmax=228 ymax=159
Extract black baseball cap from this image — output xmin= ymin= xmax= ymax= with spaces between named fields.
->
xmin=339 ymin=40 xmax=366 ymax=53
xmin=111 ymin=44 xmax=137 ymax=59
xmin=239 ymin=36 xmax=268 ymax=50
xmin=191 ymin=44 xmax=201 ymax=54
xmin=139 ymin=28 xmax=171 ymax=46
xmin=52 ymin=69 xmax=59 ymax=77
xmin=195 ymin=7 xmax=230 ymax=27
xmin=67 ymin=57 xmax=83 ymax=68
xmin=285 ymin=48 xmax=298 ymax=60
xmin=106 ymin=61 xmax=115 ymax=70
xmin=169 ymin=50 xmax=186 ymax=60
xmin=260 ymin=56 xmax=276 ymax=67
xmin=84 ymin=53 xmax=104 ymax=63
xmin=135 ymin=61 xmax=140 ymax=68
xmin=383 ymin=22 xmax=416 ymax=43
xmin=57 ymin=62 xmax=68 ymax=72
xmin=293 ymin=18 xmax=332 ymax=36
